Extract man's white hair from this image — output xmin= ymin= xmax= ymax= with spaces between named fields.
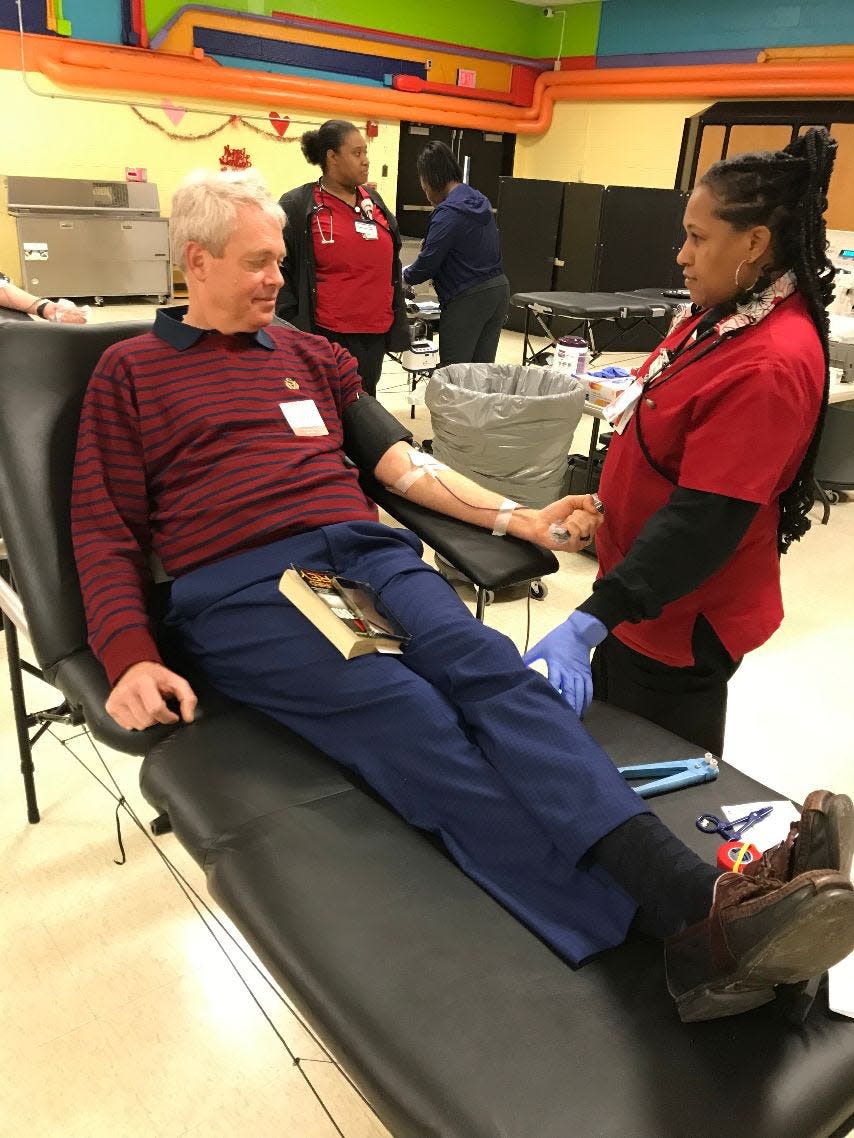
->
xmin=169 ymin=168 xmax=285 ymax=271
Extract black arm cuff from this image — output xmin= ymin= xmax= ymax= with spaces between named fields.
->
xmin=342 ymin=395 xmax=413 ymax=473
xmin=580 ymin=487 xmax=761 ymax=629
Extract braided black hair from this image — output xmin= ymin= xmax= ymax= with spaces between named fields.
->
xmin=700 ymin=127 xmax=837 ymax=554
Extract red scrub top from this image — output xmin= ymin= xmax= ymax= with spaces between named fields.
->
xmin=595 ymin=292 xmax=824 ymax=667
xmin=311 ymin=185 xmax=394 ymax=335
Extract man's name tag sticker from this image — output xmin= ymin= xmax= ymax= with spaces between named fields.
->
xmin=280 ymin=400 xmax=329 ymax=436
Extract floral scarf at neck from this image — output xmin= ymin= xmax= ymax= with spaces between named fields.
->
xmin=669 ymin=270 xmax=798 ymax=341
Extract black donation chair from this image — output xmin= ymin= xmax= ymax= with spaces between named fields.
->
xmin=0 ymin=319 xmax=852 ymax=1138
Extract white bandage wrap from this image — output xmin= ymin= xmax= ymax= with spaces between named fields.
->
xmin=492 ymin=497 xmax=518 ymax=537
xmin=391 ymin=447 xmax=448 ymax=495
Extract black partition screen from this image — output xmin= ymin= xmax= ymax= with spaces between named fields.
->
xmin=595 ymin=186 xmax=687 ymax=292
xmin=497 ymin=177 xmax=565 ymax=332
xmin=497 ymin=178 xmax=688 ymax=348
xmin=554 ymin=182 xmax=605 ymax=292
xmin=594 ymin=185 xmax=687 ymax=349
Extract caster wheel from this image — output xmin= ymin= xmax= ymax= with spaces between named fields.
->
xmin=149 ymin=812 xmax=172 ymax=836
xmin=825 ymin=489 xmax=840 ymax=504
xmin=530 ymin=580 xmax=548 ymax=601
xmin=94 ymin=296 xmax=104 ymax=306
xmin=483 ymin=590 xmax=495 ymax=606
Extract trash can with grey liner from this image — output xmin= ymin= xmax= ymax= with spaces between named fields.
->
xmin=425 ymin=363 xmax=586 ymax=510
xmin=424 ymin=363 xmax=586 ymax=603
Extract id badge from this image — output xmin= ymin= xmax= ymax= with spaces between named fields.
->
xmin=355 ymin=220 xmax=378 ymax=240
xmin=280 ymin=399 xmax=329 ymax=436
xmin=604 ymin=378 xmax=644 ymax=434
xmin=644 ymin=348 xmax=670 ymax=382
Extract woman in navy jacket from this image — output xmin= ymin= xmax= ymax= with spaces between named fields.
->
xmin=403 ymin=141 xmax=510 ymax=365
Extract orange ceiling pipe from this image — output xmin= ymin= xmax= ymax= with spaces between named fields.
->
xmin=34 ymin=41 xmax=514 ymax=128
xmin=29 ymin=38 xmax=854 ymax=136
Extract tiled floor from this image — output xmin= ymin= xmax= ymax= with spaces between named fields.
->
xmin=1 ymin=302 xmax=852 ymax=1136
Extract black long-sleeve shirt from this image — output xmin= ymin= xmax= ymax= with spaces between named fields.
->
xmin=578 ymin=487 xmax=760 ymax=631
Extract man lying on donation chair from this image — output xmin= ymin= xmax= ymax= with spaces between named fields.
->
xmin=71 ymin=167 xmax=854 ymax=1024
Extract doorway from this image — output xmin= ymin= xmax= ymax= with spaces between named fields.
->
xmin=396 ymin=122 xmax=515 ymax=239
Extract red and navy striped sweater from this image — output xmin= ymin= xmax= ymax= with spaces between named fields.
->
xmin=71 ymin=308 xmax=377 ymax=684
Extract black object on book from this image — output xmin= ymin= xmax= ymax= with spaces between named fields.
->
xmin=278 ymin=566 xmax=411 ymax=659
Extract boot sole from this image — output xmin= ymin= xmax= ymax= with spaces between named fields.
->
xmin=829 ymin=794 xmax=854 ymax=876
xmin=676 ymin=885 xmax=854 ymax=1023
xmin=798 ymin=791 xmax=854 ymax=876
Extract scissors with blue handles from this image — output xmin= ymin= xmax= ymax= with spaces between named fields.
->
xmin=695 ymin=806 xmax=773 ymax=842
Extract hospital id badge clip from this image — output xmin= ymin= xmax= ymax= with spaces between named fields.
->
xmin=604 ymin=378 xmax=644 ymax=434
xmin=355 ymin=220 xmax=378 ymax=240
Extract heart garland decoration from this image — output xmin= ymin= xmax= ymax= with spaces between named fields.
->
xmin=269 ymin=112 xmax=290 ymax=138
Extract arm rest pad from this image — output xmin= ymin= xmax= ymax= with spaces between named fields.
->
xmin=53 ymin=648 xmax=177 ymax=756
xmin=359 ymin=472 xmax=558 ymax=591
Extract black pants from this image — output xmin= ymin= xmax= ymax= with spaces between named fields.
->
xmin=590 ymin=616 xmax=742 ymax=756
xmin=439 ymin=277 xmax=510 ymax=366
xmin=316 ymin=328 xmax=387 ymax=397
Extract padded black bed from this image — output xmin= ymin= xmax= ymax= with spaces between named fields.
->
xmin=511 ymin=287 xmax=679 ymax=363
xmin=1 ymin=318 xmax=853 ymax=1138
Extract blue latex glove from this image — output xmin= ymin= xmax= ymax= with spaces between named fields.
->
xmin=586 ymin=365 xmax=631 ymax=379
xmin=523 ymin=610 xmax=608 ymax=716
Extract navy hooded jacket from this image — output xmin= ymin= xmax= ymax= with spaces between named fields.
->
xmin=403 ymin=184 xmax=504 ymax=307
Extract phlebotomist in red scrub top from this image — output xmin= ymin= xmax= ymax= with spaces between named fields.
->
xmin=276 ymin=119 xmax=410 ymax=397
xmin=525 ymin=127 xmax=838 ymax=756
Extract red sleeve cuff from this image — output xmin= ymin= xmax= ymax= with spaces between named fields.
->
xmin=100 ymin=627 xmax=164 ymax=687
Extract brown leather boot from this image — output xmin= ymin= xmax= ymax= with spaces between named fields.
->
xmin=743 ymin=791 xmax=854 ymax=886
xmin=665 ymin=867 xmax=854 ymax=1022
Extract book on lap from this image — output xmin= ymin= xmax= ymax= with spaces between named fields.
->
xmin=278 ymin=566 xmax=411 ymax=659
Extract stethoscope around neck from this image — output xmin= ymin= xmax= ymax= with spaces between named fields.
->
xmin=311 ymin=180 xmax=375 ymax=245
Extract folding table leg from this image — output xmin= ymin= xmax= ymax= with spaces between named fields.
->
xmin=585 ymin=417 xmax=601 ymax=493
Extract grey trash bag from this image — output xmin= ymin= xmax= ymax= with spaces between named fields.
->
xmin=425 ymin=363 xmax=586 ymax=509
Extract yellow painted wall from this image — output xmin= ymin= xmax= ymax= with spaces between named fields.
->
xmin=515 ymin=99 xmax=708 ymax=187
xmin=0 ymin=68 xmax=400 ymax=285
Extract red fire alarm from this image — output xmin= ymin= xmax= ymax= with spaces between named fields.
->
xmin=365 ymin=120 xmax=379 ymax=139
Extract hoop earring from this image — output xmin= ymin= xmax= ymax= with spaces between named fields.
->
xmin=734 ymin=259 xmax=758 ymax=296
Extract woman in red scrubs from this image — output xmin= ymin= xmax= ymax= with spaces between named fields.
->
xmin=276 ymin=120 xmax=410 ymax=397
xmin=525 ymin=127 xmax=837 ymax=755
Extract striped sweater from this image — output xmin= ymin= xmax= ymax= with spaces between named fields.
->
xmin=71 ymin=307 xmax=377 ymax=684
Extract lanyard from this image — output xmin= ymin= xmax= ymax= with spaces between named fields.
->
xmin=640 ymin=306 xmax=729 ymax=395
xmin=633 ymin=309 xmax=746 ymax=486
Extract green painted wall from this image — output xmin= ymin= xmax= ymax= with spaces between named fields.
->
xmin=144 ymin=1 xmax=601 ymax=59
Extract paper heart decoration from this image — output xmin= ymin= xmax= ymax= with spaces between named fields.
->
xmin=161 ymin=99 xmax=187 ymax=126
xmin=269 ymin=112 xmax=290 ymax=137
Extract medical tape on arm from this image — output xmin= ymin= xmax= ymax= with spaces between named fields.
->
xmin=492 ymin=498 xmax=518 ymax=537
xmin=392 ymin=447 xmax=449 ymax=494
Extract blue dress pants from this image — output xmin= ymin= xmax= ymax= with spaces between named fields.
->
xmin=166 ymin=522 xmax=647 ymax=964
